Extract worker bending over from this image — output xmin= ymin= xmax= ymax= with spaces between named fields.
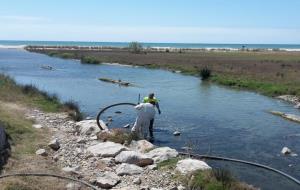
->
xmin=143 ymin=93 xmax=161 ymax=139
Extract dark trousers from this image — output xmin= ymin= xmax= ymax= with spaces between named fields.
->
xmin=149 ymin=119 xmax=154 ymax=137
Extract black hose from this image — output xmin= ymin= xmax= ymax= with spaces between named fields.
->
xmin=95 ymin=103 xmax=300 ymax=187
xmin=96 ymin=102 xmax=136 ymax=130
xmin=179 ymin=152 xmax=300 ymax=186
xmin=0 ymin=173 xmax=99 ymax=190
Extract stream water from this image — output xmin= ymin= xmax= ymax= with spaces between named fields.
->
xmin=0 ymin=48 xmax=300 ymax=189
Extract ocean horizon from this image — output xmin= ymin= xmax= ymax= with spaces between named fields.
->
xmin=1 ymin=40 xmax=300 ymax=50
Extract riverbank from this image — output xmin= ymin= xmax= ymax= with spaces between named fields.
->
xmin=0 ymin=74 xmax=257 ymax=189
xmin=26 ymin=46 xmax=300 ymax=98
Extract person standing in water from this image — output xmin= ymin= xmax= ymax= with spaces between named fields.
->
xmin=143 ymin=93 xmax=161 ymax=139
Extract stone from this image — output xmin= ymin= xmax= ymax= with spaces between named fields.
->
xmin=295 ymin=103 xmax=300 ymax=109
xmin=177 ymin=185 xmax=186 ymax=190
xmin=76 ymin=119 xmax=107 ymax=135
xmin=96 ymin=172 xmax=120 ymax=189
xmin=115 ymin=151 xmax=153 ymax=167
xmin=146 ymin=147 xmax=178 ymax=163
xmin=33 ymin=124 xmax=43 ymax=129
xmin=269 ymin=111 xmax=300 ymax=123
xmin=147 ymin=164 xmax=158 ymax=170
xmin=87 ymin=141 xmax=128 ymax=157
xmin=133 ymin=177 xmax=142 ymax=185
xmin=66 ymin=182 xmax=82 ymax=190
xmin=129 ymin=140 xmax=155 ymax=153
xmin=62 ymin=166 xmax=80 ymax=174
xmin=175 ymin=159 xmax=211 ymax=175
xmin=76 ymin=138 xmax=86 ymax=144
xmin=48 ymin=138 xmax=60 ymax=151
xmin=36 ymin=149 xmax=47 ymax=156
xmin=140 ymin=186 xmax=150 ymax=190
xmin=123 ymin=124 xmax=130 ymax=128
xmin=281 ymin=147 xmax=292 ymax=155
xmin=116 ymin=163 xmax=144 ymax=176
xmin=173 ymin=131 xmax=181 ymax=136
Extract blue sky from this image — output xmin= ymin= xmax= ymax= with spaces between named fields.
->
xmin=0 ymin=0 xmax=299 ymax=43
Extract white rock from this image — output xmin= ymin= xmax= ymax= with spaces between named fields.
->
xmin=123 ymin=124 xmax=130 ymax=128
xmin=133 ymin=177 xmax=142 ymax=185
xmin=33 ymin=124 xmax=43 ymax=129
xmin=87 ymin=141 xmax=128 ymax=157
xmin=36 ymin=149 xmax=47 ymax=156
xmin=76 ymin=120 xmax=107 ymax=135
xmin=48 ymin=138 xmax=60 ymax=151
xmin=177 ymin=185 xmax=186 ymax=190
xmin=129 ymin=140 xmax=155 ymax=153
xmin=96 ymin=172 xmax=120 ymax=189
xmin=66 ymin=183 xmax=82 ymax=190
xmin=295 ymin=103 xmax=300 ymax=109
xmin=176 ymin=159 xmax=211 ymax=175
xmin=116 ymin=163 xmax=144 ymax=176
xmin=76 ymin=138 xmax=86 ymax=144
xmin=281 ymin=147 xmax=292 ymax=155
xmin=115 ymin=151 xmax=153 ymax=167
xmin=62 ymin=166 xmax=80 ymax=174
xmin=146 ymin=147 xmax=178 ymax=163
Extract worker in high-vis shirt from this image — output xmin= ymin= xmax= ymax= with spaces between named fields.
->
xmin=143 ymin=93 xmax=161 ymax=139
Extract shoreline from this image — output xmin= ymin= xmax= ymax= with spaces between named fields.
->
xmin=25 ymin=45 xmax=300 ymax=99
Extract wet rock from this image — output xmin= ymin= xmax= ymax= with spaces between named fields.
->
xmin=96 ymin=172 xmax=120 ymax=189
xmin=176 ymin=159 xmax=211 ymax=175
xmin=116 ymin=163 xmax=144 ymax=176
xmin=123 ymin=124 xmax=130 ymax=128
xmin=146 ymin=147 xmax=178 ymax=163
xmin=173 ymin=131 xmax=181 ymax=136
xmin=36 ymin=149 xmax=47 ymax=156
xmin=115 ymin=151 xmax=153 ymax=167
xmin=295 ymin=103 xmax=300 ymax=109
xmin=281 ymin=147 xmax=292 ymax=155
xmin=87 ymin=141 xmax=128 ymax=157
xmin=130 ymin=140 xmax=155 ymax=153
xmin=48 ymin=138 xmax=60 ymax=151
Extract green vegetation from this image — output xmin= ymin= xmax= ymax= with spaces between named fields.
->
xmin=200 ymin=67 xmax=212 ymax=80
xmin=128 ymin=41 xmax=143 ymax=54
xmin=0 ymin=74 xmax=83 ymax=120
xmin=157 ymin=157 xmax=181 ymax=169
xmin=211 ymin=75 xmax=300 ymax=97
xmin=80 ymin=56 xmax=101 ymax=64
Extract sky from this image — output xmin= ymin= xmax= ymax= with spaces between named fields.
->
xmin=0 ymin=0 xmax=300 ymax=44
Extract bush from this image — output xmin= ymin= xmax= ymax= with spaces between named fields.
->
xmin=80 ymin=56 xmax=100 ymax=64
xmin=98 ymin=128 xmax=138 ymax=144
xmin=62 ymin=100 xmax=83 ymax=121
xmin=200 ymin=67 xmax=211 ymax=80
xmin=128 ymin=41 xmax=143 ymax=54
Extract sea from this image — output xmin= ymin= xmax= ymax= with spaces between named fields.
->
xmin=1 ymin=40 xmax=300 ymax=51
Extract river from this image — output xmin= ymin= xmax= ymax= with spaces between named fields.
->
xmin=0 ymin=48 xmax=299 ymax=189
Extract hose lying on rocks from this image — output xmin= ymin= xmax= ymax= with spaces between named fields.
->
xmin=0 ymin=173 xmax=99 ymax=190
xmin=95 ymin=102 xmax=300 ymax=187
xmin=179 ymin=152 xmax=300 ymax=186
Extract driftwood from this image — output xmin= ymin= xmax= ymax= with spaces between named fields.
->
xmin=99 ymin=78 xmax=132 ymax=86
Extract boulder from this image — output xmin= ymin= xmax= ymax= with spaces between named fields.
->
xmin=116 ymin=163 xmax=143 ymax=176
xmin=87 ymin=141 xmax=128 ymax=157
xmin=115 ymin=151 xmax=153 ymax=167
xmin=146 ymin=147 xmax=178 ymax=163
xmin=129 ymin=140 xmax=155 ymax=153
xmin=133 ymin=177 xmax=142 ymax=185
xmin=96 ymin=172 xmax=120 ymax=189
xmin=32 ymin=124 xmax=43 ymax=129
xmin=281 ymin=147 xmax=292 ymax=155
xmin=76 ymin=120 xmax=108 ymax=135
xmin=48 ymin=138 xmax=60 ymax=151
xmin=62 ymin=166 xmax=80 ymax=174
xmin=35 ymin=149 xmax=47 ymax=156
xmin=175 ymin=159 xmax=211 ymax=175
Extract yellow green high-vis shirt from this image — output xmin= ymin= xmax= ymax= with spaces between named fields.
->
xmin=143 ymin=97 xmax=159 ymax=103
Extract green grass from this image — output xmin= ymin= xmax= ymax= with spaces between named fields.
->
xmin=157 ymin=157 xmax=181 ymax=169
xmin=0 ymin=74 xmax=83 ymax=120
xmin=211 ymin=75 xmax=300 ymax=97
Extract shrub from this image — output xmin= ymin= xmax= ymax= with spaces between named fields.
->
xmin=62 ymin=100 xmax=83 ymax=121
xmin=128 ymin=41 xmax=143 ymax=54
xmin=200 ymin=67 xmax=211 ymax=80
xmin=97 ymin=128 xmax=138 ymax=144
xmin=80 ymin=56 xmax=100 ymax=64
